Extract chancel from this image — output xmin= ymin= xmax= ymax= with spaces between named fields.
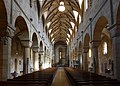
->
xmin=0 ymin=0 xmax=120 ymax=86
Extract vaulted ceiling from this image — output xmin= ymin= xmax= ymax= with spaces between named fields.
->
xmin=40 ymin=0 xmax=83 ymax=45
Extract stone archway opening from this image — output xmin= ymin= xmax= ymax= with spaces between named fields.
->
xmin=40 ymin=41 xmax=43 ymax=51
xmin=93 ymin=16 xmax=112 ymax=75
xmin=39 ymin=41 xmax=44 ymax=69
xmin=98 ymin=27 xmax=112 ymax=76
xmin=31 ymin=33 xmax=39 ymax=71
xmin=83 ymin=33 xmax=90 ymax=71
xmin=0 ymin=0 xmax=7 ymax=36
xmin=78 ymin=42 xmax=83 ymax=69
xmin=11 ymin=36 xmax=24 ymax=77
xmin=0 ymin=0 xmax=8 ymax=80
xmin=93 ymin=16 xmax=108 ymax=40
xmin=11 ymin=16 xmax=29 ymax=76
xmin=73 ymin=47 xmax=78 ymax=68
xmin=53 ymin=41 xmax=67 ymax=67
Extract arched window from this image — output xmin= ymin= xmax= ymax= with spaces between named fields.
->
xmin=73 ymin=10 xmax=78 ymax=22
xmin=78 ymin=0 xmax=83 ymax=8
xmin=103 ymin=42 xmax=108 ymax=55
xmin=79 ymin=15 xmax=82 ymax=24
xmin=85 ymin=0 xmax=88 ymax=12
xmin=89 ymin=48 xmax=91 ymax=58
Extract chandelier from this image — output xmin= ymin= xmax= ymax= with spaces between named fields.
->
xmin=58 ymin=1 xmax=65 ymax=12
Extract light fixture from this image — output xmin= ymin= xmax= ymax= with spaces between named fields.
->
xmin=58 ymin=1 xmax=65 ymax=12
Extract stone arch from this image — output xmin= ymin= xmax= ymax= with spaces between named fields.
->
xmin=11 ymin=36 xmax=24 ymax=74
xmin=93 ymin=16 xmax=108 ymax=40
xmin=79 ymin=41 xmax=82 ymax=51
xmin=32 ymin=33 xmax=38 ymax=47
xmin=75 ymin=47 xmax=77 ymax=59
xmin=11 ymin=16 xmax=30 ymax=75
xmin=39 ymin=41 xmax=44 ymax=69
xmin=15 ymin=16 xmax=29 ymax=40
xmin=0 ymin=0 xmax=7 ymax=36
xmin=93 ymin=16 xmax=113 ymax=75
xmin=44 ymin=46 xmax=46 ymax=52
xmin=78 ymin=41 xmax=83 ymax=69
xmin=73 ymin=47 xmax=77 ymax=68
xmin=84 ymin=33 xmax=90 ymax=47
xmin=73 ymin=49 xmax=75 ymax=60
xmin=40 ymin=41 xmax=43 ymax=51
xmin=98 ymin=29 xmax=112 ymax=74
xmin=83 ymin=33 xmax=90 ymax=71
xmin=31 ymin=33 xmax=39 ymax=71
xmin=0 ymin=0 xmax=8 ymax=80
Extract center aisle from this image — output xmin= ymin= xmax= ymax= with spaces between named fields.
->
xmin=51 ymin=67 xmax=71 ymax=86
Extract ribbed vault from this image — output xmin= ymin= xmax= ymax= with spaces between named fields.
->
xmin=40 ymin=0 xmax=83 ymax=44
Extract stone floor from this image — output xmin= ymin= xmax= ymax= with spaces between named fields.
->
xmin=51 ymin=67 xmax=71 ymax=86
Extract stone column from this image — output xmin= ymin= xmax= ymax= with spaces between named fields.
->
xmin=78 ymin=52 xmax=80 ymax=68
xmin=109 ymin=24 xmax=120 ymax=80
xmin=39 ymin=53 xmax=41 ymax=70
xmin=2 ymin=36 xmax=12 ymax=80
xmin=21 ymin=40 xmax=32 ymax=75
xmin=91 ymin=40 xmax=100 ymax=74
xmin=44 ymin=51 xmax=46 ymax=68
xmin=83 ymin=46 xmax=89 ymax=71
xmin=32 ymin=47 xmax=39 ymax=71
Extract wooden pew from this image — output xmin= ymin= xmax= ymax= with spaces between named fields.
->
xmin=0 ymin=81 xmax=47 ymax=86
xmin=64 ymin=67 xmax=120 ymax=86
xmin=0 ymin=67 xmax=57 ymax=86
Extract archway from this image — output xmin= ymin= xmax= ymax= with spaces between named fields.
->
xmin=11 ymin=36 xmax=24 ymax=77
xmin=40 ymin=41 xmax=43 ymax=51
xmin=0 ymin=0 xmax=8 ymax=80
xmin=72 ymin=49 xmax=75 ymax=67
xmin=31 ymin=33 xmax=39 ymax=71
xmin=98 ymin=29 xmax=112 ymax=76
xmin=93 ymin=16 xmax=108 ymax=40
xmin=39 ymin=41 xmax=44 ymax=69
xmin=83 ymin=33 xmax=90 ymax=71
xmin=14 ymin=16 xmax=29 ymax=40
xmin=78 ymin=41 xmax=83 ymax=69
xmin=11 ymin=16 xmax=29 ymax=76
xmin=0 ymin=0 xmax=7 ymax=36
xmin=43 ymin=46 xmax=47 ymax=69
xmin=93 ymin=16 xmax=112 ymax=75
xmin=73 ymin=47 xmax=78 ymax=68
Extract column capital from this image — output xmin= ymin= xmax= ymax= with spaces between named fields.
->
xmin=90 ymin=40 xmax=101 ymax=48
xmin=77 ymin=50 xmax=82 ymax=55
xmin=0 ymin=36 xmax=12 ymax=45
xmin=21 ymin=40 xmax=32 ymax=48
xmin=108 ymin=23 xmax=120 ymax=38
xmin=32 ymin=46 xmax=39 ymax=52
xmin=39 ymin=50 xmax=44 ymax=55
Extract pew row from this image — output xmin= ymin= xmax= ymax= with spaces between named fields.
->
xmin=64 ymin=67 xmax=120 ymax=86
xmin=0 ymin=67 xmax=57 ymax=86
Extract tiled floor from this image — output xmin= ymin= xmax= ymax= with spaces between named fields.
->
xmin=51 ymin=67 xmax=71 ymax=86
